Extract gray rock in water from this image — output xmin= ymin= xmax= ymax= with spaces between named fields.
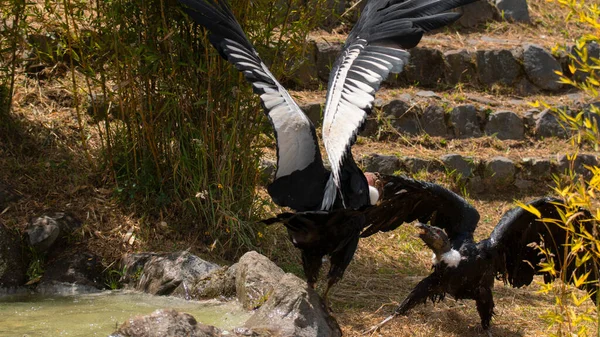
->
xmin=38 ymin=252 xmax=105 ymax=293
xmin=382 ymin=99 xmax=421 ymax=135
xmin=476 ymin=49 xmax=522 ymax=86
xmin=404 ymin=47 xmax=445 ymax=87
xmin=449 ymin=105 xmax=482 ymax=138
xmin=485 ymin=111 xmax=525 ymax=140
xmin=421 ymin=104 xmax=448 ymax=137
xmin=235 ymin=251 xmax=286 ymax=310
xmin=121 ymin=251 xmax=220 ymax=296
xmin=444 ymin=50 xmax=476 ymax=84
xmin=110 ymin=309 xmax=222 ymax=337
xmin=534 ymin=109 xmax=569 ymax=139
xmin=314 ymin=41 xmax=342 ymax=82
xmin=494 ymin=0 xmax=530 ymax=23
xmin=362 ymin=154 xmax=400 ymax=175
xmin=523 ymin=44 xmax=562 ymax=91
xmin=441 ymin=154 xmax=475 ymax=180
xmin=0 ymin=223 xmax=28 ymax=289
xmin=457 ymin=1 xmax=498 ymax=27
xmin=174 ymin=264 xmax=237 ymax=300
xmin=244 ymin=273 xmax=341 ymax=337
xmin=26 ymin=212 xmax=82 ymax=252
xmin=485 ymin=157 xmax=516 ymax=185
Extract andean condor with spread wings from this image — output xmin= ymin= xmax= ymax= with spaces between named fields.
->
xmin=362 ymin=174 xmax=598 ymax=335
xmin=178 ymin=0 xmax=477 ymax=302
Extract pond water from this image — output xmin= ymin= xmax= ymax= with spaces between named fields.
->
xmin=0 ymin=290 xmax=252 ymax=337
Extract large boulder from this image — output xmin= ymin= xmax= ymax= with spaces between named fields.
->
xmin=534 ymin=109 xmax=569 ymax=139
xmin=0 ymin=223 xmax=28 ymax=289
xmin=244 ymin=273 xmax=341 ymax=337
xmin=382 ymin=98 xmax=422 ymax=135
xmin=235 ymin=251 xmax=286 ymax=310
xmin=484 ymin=157 xmax=516 ymax=186
xmin=441 ymin=154 xmax=475 ymax=181
xmin=523 ymin=44 xmax=562 ymax=91
xmin=121 ymin=251 xmax=220 ymax=296
xmin=421 ymin=104 xmax=448 ymax=137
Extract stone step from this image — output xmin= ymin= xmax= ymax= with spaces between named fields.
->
xmin=287 ymin=36 xmax=599 ymax=96
xmin=293 ymin=88 xmax=599 ymax=141
xmin=260 ymin=151 xmax=598 ymax=194
xmin=360 ymin=152 xmax=597 ymax=194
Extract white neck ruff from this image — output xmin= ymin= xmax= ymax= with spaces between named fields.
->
xmin=432 ymin=249 xmax=462 ymax=268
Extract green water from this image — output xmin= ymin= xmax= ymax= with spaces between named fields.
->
xmin=0 ymin=291 xmax=252 ymax=337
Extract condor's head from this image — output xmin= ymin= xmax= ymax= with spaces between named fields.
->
xmin=416 ymin=223 xmax=461 ymax=268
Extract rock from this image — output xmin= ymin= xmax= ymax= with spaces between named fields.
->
xmin=299 ymin=102 xmax=322 ymax=127
xmin=245 ymin=273 xmax=341 ymax=337
xmin=534 ymin=109 xmax=569 ymax=139
xmin=314 ymin=41 xmax=342 ymax=82
xmin=415 ymin=90 xmax=439 ymax=98
xmin=174 ymin=265 xmax=237 ymax=300
xmin=570 ymin=41 xmax=600 ymax=82
xmin=399 ymin=156 xmax=439 ymax=173
xmin=421 ymin=104 xmax=448 ymax=137
xmin=0 ymin=223 xmax=28 ymax=289
xmin=382 ymin=99 xmax=421 ymax=135
xmin=37 ymin=252 xmax=105 ymax=293
xmin=441 ymin=154 xmax=475 ymax=180
xmin=514 ymin=178 xmax=534 ymax=190
xmin=110 ymin=309 xmax=222 ymax=337
xmin=467 ymin=176 xmax=486 ymax=194
xmin=515 ymin=77 xmax=540 ymax=96
xmin=235 ymin=251 xmax=286 ymax=310
xmin=448 ymin=105 xmax=482 ymax=138
xmin=26 ymin=212 xmax=82 ymax=252
xmin=359 ymin=117 xmax=379 ymax=138
xmin=362 ymin=153 xmax=401 ymax=175
xmin=121 ymin=251 xmax=220 ymax=296
xmin=523 ymin=109 xmax=539 ymax=131
xmin=476 ymin=49 xmax=522 ymax=86
xmin=404 ymin=47 xmax=445 ymax=87
xmin=557 ymin=154 xmax=598 ymax=180
xmin=484 ymin=157 xmax=516 ymax=185
xmin=485 ymin=111 xmax=525 ymax=140
xmin=258 ymin=159 xmax=276 ymax=185
xmin=522 ymin=44 xmax=563 ymax=91
xmin=494 ymin=0 xmax=530 ymax=23
xmin=521 ymin=157 xmax=553 ymax=180
xmin=457 ymin=1 xmax=498 ymax=27
xmin=444 ymin=50 xmax=476 ymax=84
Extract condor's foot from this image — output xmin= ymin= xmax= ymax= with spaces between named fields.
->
xmin=362 ymin=313 xmax=398 ymax=335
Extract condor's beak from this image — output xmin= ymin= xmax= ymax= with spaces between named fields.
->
xmin=415 ymin=222 xmax=430 ymax=236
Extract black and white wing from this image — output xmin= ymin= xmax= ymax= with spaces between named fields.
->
xmin=179 ymin=0 xmax=328 ymax=211
xmin=489 ymin=197 xmax=598 ymax=300
xmin=361 ymin=175 xmax=480 ymax=246
xmin=321 ymin=0 xmax=478 ymax=209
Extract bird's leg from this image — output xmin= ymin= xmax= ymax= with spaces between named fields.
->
xmin=302 ymin=251 xmax=322 ymax=290
xmin=323 ymin=234 xmax=360 ymax=312
xmin=363 ymin=274 xmax=441 ymax=335
xmin=475 ymin=287 xmax=495 ymax=337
